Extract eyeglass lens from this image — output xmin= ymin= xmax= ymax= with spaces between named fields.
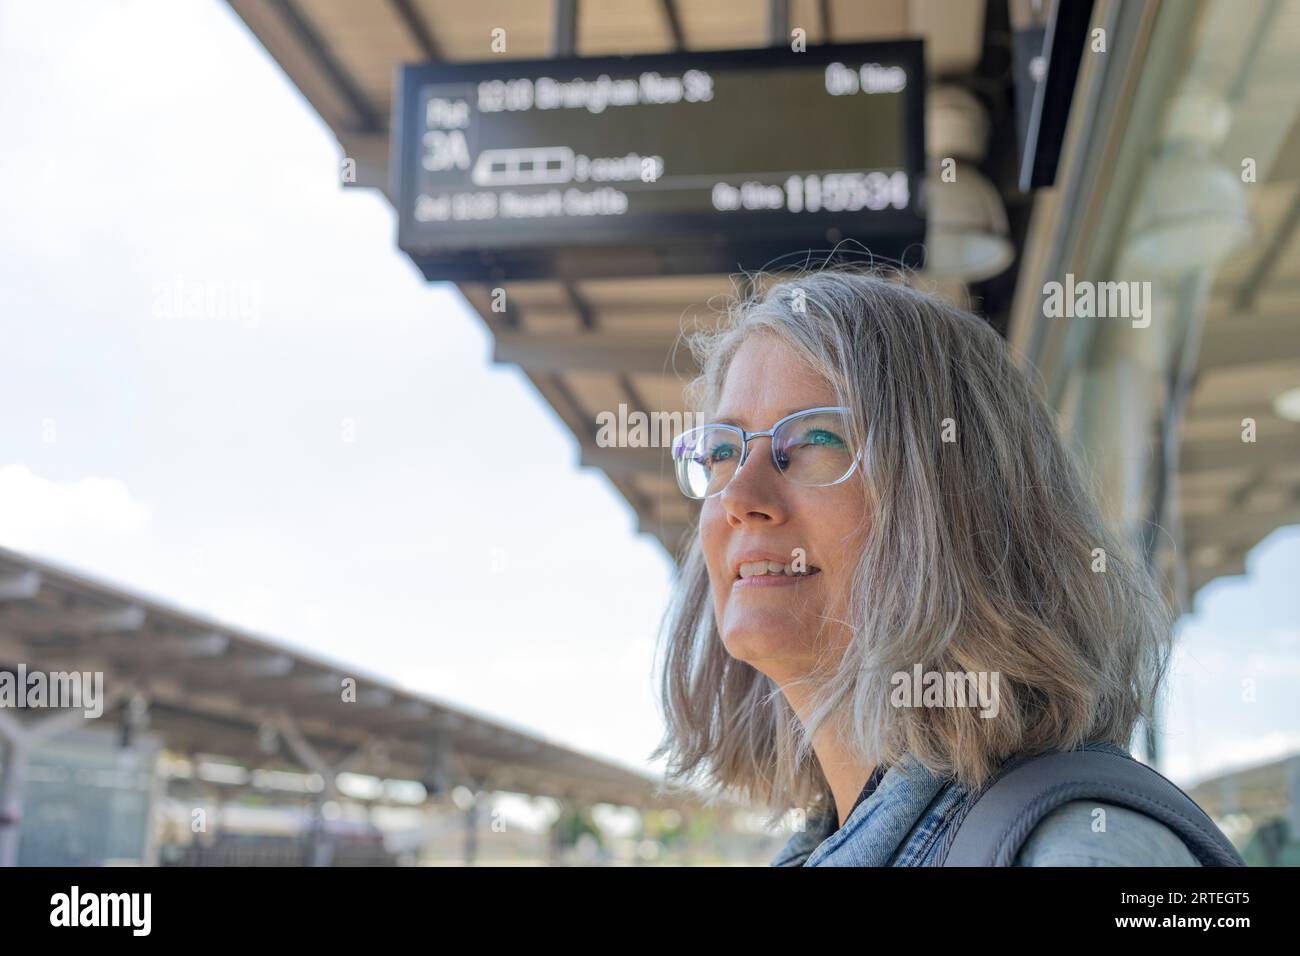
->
xmin=673 ymin=409 xmax=855 ymax=499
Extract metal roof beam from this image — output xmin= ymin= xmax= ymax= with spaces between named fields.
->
xmin=2 ymin=604 xmax=145 ymax=637
xmin=387 ymin=0 xmax=442 ymax=60
xmin=659 ymin=0 xmax=686 ymax=50
xmin=264 ymin=0 xmax=383 ymax=134
xmin=553 ymin=0 xmax=577 ymax=56
xmin=0 ymin=571 xmax=40 ymax=602
xmin=492 ymin=331 xmax=696 ymax=374
xmin=767 ymin=0 xmax=789 ymax=46
xmin=20 ymin=630 xmax=229 ymax=669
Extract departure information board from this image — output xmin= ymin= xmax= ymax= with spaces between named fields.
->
xmin=392 ymin=42 xmax=925 ymax=281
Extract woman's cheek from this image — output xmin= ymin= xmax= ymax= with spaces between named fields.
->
xmin=698 ymin=512 xmax=729 ymax=626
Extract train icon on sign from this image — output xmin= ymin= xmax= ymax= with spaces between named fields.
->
xmin=471 ymin=146 xmax=574 ymax=186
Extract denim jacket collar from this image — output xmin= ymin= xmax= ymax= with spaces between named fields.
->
xmin=770 ymin=740 xmax=1134 ymax=866
xmin=770 ymin=753 xmax=956 ymax=866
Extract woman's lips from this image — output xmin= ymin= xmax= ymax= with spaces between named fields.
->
xmin=732 ymin=569 xmax=821 ymax=590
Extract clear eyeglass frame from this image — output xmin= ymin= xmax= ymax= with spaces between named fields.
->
xmin=670 ymin=404 xmax=861 ymax=500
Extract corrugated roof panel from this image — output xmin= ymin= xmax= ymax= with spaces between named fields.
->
xmin=502 ymin=279 xmax=572 ymax=307
xmin=907 ymin=0 xmax=985 ymax=75
xmin=578 ymin=274 xmax=736 ymax=307
xmin=577 ymin=0 xmax=676 ymax=54
xmin=297 ymin=0 xmax=423 ymax=108
xmin=563 ymin=369 xmax=629 ymax=416
xmin=828 ymin=0 xmax=910 ymax=41
xmin=416 ymin=0 xmax=554 ymax=61
xmin=519 ymin=305 xmax=584 ymax=334
xmin=676 ymin=0 xmax=769 ymax=50
xmin=627 ymin=371 xmax=692 ymax=410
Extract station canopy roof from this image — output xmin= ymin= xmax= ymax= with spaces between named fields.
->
xmin=0 ymin=545 xmax=691 ymax=810
xmin=226 ymin=0 xmax=995 ymax=556
xmin=224 ymin=0 xmax=1300 ymax=597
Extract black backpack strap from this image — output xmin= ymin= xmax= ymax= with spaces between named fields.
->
xmin=937 ymin=749 xmax=1245 ymax=866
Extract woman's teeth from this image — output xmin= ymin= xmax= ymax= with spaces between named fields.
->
xmin=737 ymin=560 xmax=820 ymax=578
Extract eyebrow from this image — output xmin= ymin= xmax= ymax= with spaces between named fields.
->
xmin=712 ymin=405 xmax=831 ymax=428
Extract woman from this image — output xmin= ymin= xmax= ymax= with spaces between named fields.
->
xmin=653 ymin=266 xmax=1240 ymax=867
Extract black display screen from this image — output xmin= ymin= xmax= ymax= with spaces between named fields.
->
xmin=392 ymin=42 xmax=926 ymax=281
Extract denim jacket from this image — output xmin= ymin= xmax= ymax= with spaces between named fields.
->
xmin=770 ymin=741 xmax=1201 ymax=867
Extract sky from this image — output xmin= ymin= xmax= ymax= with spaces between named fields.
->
xmin=0 ymin=0 xmax=1295 ymax=794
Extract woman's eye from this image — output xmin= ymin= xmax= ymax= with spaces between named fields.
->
xmin=797 ymin=429 xmax=846 ymax=448
xmin=709 ymin=444 xmax=739 ymax=463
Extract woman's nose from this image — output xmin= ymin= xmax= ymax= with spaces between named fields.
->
xmin=719 ymin=438 xmax=787 ymax=525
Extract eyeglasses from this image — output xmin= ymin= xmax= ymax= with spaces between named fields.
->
xmin=671 ymin=405 xmax=860 ymax=500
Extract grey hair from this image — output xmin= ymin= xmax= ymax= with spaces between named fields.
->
xmin=651 ymin=264 xmax=1174 ymax=823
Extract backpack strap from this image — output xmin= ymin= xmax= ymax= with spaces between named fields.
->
xmin=937 ymin=749 xmax=1245 ymax=866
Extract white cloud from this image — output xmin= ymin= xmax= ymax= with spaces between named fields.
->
xmin=0 ymin=464 xmax=150 ymax=550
